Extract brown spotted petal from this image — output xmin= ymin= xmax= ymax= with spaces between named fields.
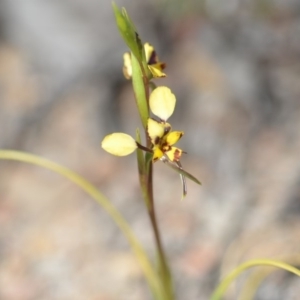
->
xmin=165 ymin=147 xmax=183 ymax=162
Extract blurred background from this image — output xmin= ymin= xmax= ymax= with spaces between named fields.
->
xmin=1 ymin=0 xmax=300 ymax=299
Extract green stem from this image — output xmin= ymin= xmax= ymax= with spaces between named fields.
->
xmin=147 ymin=161 xmax=174 ymax=299
xmin=142 ymin=73 xmax=174 ymax=299
xmin=134 ymin=51 xmax=174 ymax=299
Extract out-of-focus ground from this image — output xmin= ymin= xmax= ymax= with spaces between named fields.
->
xmin=1 ymin=0 xmax=300 ymax=299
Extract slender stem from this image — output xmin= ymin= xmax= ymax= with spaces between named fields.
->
xmin=136 ymin=62 xmax=173 ymax=299
xmin=147 ymin=164 xmax=161 ymax=256
xmin=146 ymin=160 xmax=173 ymax=299
xmin=148 ymin=162 xmax=168 ymax=267
xmin=142 ymin=70 xmax=173 ymax=298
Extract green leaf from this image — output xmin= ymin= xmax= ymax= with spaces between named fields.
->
xmin=162 ymin=159 xmax=202 ymax=185
xmin=131 ymin=52 xmax=149 ymax=128
xmin=136 ymin=129 xmax=152 ymax=209
xmin=112 ymin=3 xmax=143 ymax=62
xmin=136 ymin=128 xmax=145 ymax=175
xmin=145 ymin=152 xmax=153 ymax=174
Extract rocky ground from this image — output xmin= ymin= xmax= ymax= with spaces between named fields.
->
xmin=1 ymin=0 xmax=300 ymax=299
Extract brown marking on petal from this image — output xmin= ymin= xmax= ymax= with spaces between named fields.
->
xmin=148 ymin=50 xmax=157 ymax=65
xmin=155 ymin=118 xmax=165 ymax=124
xmin=161 ymin=140 xmax=169 ymax=149
xmin=160 ymin=62 xmax=166 ymax=70
xmin=163 ymin=124 xmax=171 ymax=136
xmin=162 ymin=145 xmax=171 ymax=152
xmin=154 ymin=136 xmax=160 ymax=145
xmin=174 ymin=149 xmax=182 ymax=162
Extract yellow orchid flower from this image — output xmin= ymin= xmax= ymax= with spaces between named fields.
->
xmin=144 ymin=43 xmax=166 ymax=78
xmin=147 ymin=86 xmax=184 ymax=162
xmin=147 ymin=86 xmax=190 ymax=197
xmin=147 ymin=118 xmax=184 ymax=162
xmin=101 ymin=87 xmax=183 ymax=162
xmin=101 ymin=86 xmax=200 ymax=197
xmin=123 ymin=43 xmax=166 ymax=79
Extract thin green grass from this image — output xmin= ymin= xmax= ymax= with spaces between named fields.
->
xmin=210 ymin=259 xmax=300 ymax=300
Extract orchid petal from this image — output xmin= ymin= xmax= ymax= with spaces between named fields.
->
xmin=149 ymin=87 xmax=176 ymax=121
xmin=102 ymin=133 xmax=137 ymax=156
xmin=165 ymin=131 xmax=184 ymax=146
xmin=165 ymin=147 xmax=183 ymax=162
xmin=148 ymin=64 xmax=166 ymax=78
xmin=123 ymin=53 xmax=132 ymax=79
xmin=147 ymin=118 xmax=165 ymax=144
xmin=153 ymin=146 xmax=164 ymax=162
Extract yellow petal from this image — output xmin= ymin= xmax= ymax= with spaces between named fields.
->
xmin=123 ymin=53 xmax=132 ymax=79
xmin=144 ymin=43 xmax=166 ymax=78
xmin=149 ymin=86 xmax=176 ymax=121
xmin=165 ymin=147 xmax=183 ymax=162
xmin=153 ymin=146 xmax=164 ymax=162
xmin=165 ymin=131 xmax=184 ymax=146
xmin=101 ymin=133 xmax=137 ymax=156
xmin=144 ymin=43 xmax=154 ymax=63
xmin=148 ymin=64 xmax=166 ymax=78
xmin=147 ymin=118 xmax=165 ymax=144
